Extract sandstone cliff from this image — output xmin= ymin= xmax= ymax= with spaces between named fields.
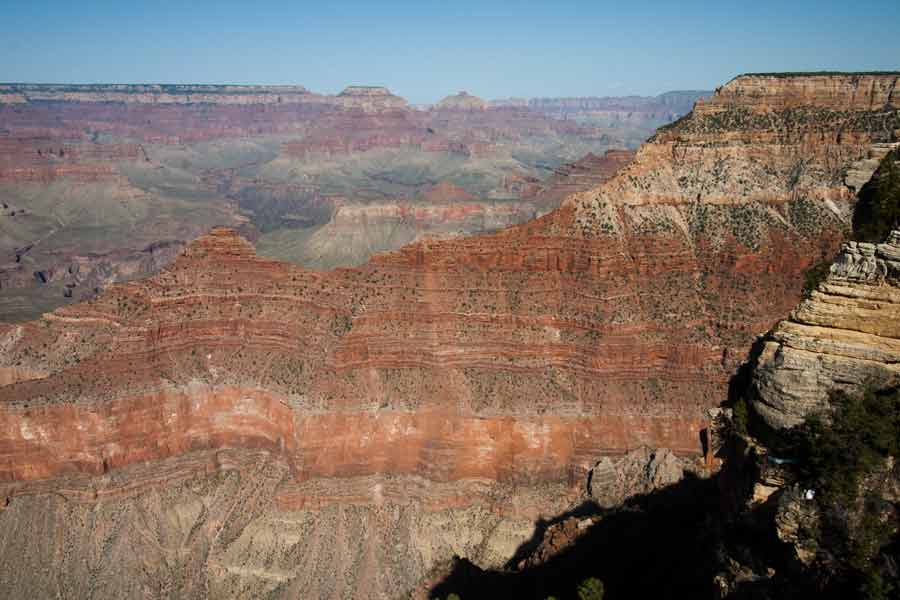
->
xmin=752 ymin=229 xmax=900 ymax=429
xmin=704 ymin=223 xmax=900 ymax=599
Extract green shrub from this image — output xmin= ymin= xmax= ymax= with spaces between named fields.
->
xmin=802 ymin=260 xmax=832 ymax=297
xmin=577 ymin=577 xmax=604 ymax=600
xmin=780 ymin=386 xmax=900 ymax=594
xmin=793 ymin=387 xmax=900 ymax=502
xmin=853 ymin=151 xmax=900 ymax=243
xmin=731 ymin=397 xmax=750 ymax=436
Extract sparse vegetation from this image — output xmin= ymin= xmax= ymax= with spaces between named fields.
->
xmin=802 ymin=260 xmax=832 ymax=297
xmin=853 ymin=151 xmax=900 ymax=243
xmin=791 ymin=388 xmax=900 ymax=501
xmin=775 ymin=386 xmax=900 ymax=598
xmin=576 ymin=577 xmax=605 ymax=600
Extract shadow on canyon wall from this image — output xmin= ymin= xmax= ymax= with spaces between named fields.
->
xmin=429 ymin=336 xmax=790 ymax=600
xmin=429 ymin=474 xmax=725 ymax=600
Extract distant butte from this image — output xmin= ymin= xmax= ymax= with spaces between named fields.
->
xmin=436 ymin=91 xmax=488 ymax=110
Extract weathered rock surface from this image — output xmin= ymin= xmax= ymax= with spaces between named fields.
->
xmin=528 ymin=150 xmax=636 ymax=210
xmin=0 ymin=83 xmax=649 ymax=319
xmin=494 ymin=90 xmax=709 ymax=121
xmin=1 ymin=73 xmax=898 ymax=597
xmin=588 ymin=447 xmax=693 ymax=507
xmin=752 ymin=229 xmax=900 ymax=429
xmin=436 ymin=91 xmax=488 ymax=111
xmin=0 ymin=449 xmax=542 ymax=599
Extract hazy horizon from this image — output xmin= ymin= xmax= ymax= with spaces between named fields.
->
xmin=2 ymin=0 xmax=898 ymax=104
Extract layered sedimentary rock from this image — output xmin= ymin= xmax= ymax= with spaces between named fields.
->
xmin=277 ymin=200 xmax=539 ymax=269
xmin=335 ymin=86 xmax=408 ymax=111
xmin=529 ymin=150 xmax=636 ymax=209
xmin=751 ymin=228 xmax=900 ymax=429
xmin=436 ymin=91 xmax=488 ymax=111
xmin=0 ymin=83 xmax=408 ymax=112
xmin=0 ymin=83 xmax=684 ymax=319
xmin=588 ymin=447 xmax=693 ymax=508
xmin=495 ymin=90 xmax=711 ymax=135
xmin=1 ymin=73 xmax=898 ymax=597
xmin=494 ymin=90 xmax=708 ymax=114
xmin=0 ymin=83 xmax=313 ymax=105
xmin=708 ymin=73 xmax=900 ymax=111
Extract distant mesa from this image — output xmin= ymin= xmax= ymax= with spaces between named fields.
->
xmin=0 ymin=83 xmax=410 ymax=109
xmin=338 ymin=85 xmax=395 ymax=97
xmin=335 ymin=85 xmax=408 ymax=110
xmin=436 ymin=91 xmax=488 ymax=110
xmin=0 ymin=83 xmax=314 ymax=105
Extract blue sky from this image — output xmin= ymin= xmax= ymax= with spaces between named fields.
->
xmin=1 ymin=0 xmax=898 ymax=104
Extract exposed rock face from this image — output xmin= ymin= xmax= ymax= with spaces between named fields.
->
xmin=419 ymin=181 xmax=477 ymax=203
xmin=0 ymin=137 xmax=142 ymax=183
xmin=752 ymin=229 xmax=900 ymax=429
xmin=335 ymin=85 xmax=408 ymax=111
xmin=495 ymin=90 xmax=710 ymax=119
xmin=0 ymin=84 xmax=640 ymax=320
xmin=436 ymin=91 xmax=488 ymax=111
xmin=1 ymin=73 xmax=898 ymax=597
xmin=588 ymin=447 xmax=692 ymax=508
xmin=0 ymin=83 xmax=410 ymax=112
xmin=529 ymin=150 xmax=636 ymax=209
xmin=708 ymin=73 xmax=900 ymax=111
xmin=0 ymin=449 xmax=541 ymax=599
xmin=275 ymin=199 xmax=537 ymax=269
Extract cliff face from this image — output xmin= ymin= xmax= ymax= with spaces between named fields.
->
xmin=752 ymin=229 xmax=900 ymax=429
xmin=705 ymin=73 xmax=900 ymax=111
xmin=702 ymin=225 xmax=900 ymax=599
xmin=496 ymin=90 xmax=710 ymax=117
xmin=1 ymin=83 xmax=408 ymax=110
xmin=436 ymin=91 xmax=488 ymax=111
xmin=529 ymin=150 xmax=636 ymax=209
xmin=0 ymin=83 xmax=640 ymax=321
xmin=1 ymin=73 xmax=898 ymax=597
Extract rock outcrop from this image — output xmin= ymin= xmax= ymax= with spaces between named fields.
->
xmin=588 ymin=447 xmax=694 ymax=508
xmin=529 ymin=150 xmax=636 ymax=209
xmin=495 ymin=90 xmax=710 ymax=119
xmin=335 ymin=85 xmax=408 ymax=111
xmin=752 ymin=229 xmax=900 ymax=429
xmin=0 ymin=83 xmax=313 ymax=105
xmin=436 ymin=91 xmax=488 ymax=111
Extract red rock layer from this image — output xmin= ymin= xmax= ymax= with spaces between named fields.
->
xmin=280 ymin=105 xmax=609 ymax=160
xmin=419 ymin=181 xmax=477 ymax=204
xmin=1 ymin=74 xmax=898 ymax=506
xmin=0 ymin=136 xmax=143 ymax=183
xmin=528 ymin=150 xmax=637 ymax=209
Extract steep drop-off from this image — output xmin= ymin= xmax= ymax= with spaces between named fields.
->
xmin=0 ymin=73 xmax=898 ymax=598
xmin=752 ymin=229 xmax=900 ymax=429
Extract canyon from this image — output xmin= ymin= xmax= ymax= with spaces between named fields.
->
xmin=0 ymin=84 xmax=699 ymax=322
xmin=0 ymin=72 xmax=897 ymax=598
